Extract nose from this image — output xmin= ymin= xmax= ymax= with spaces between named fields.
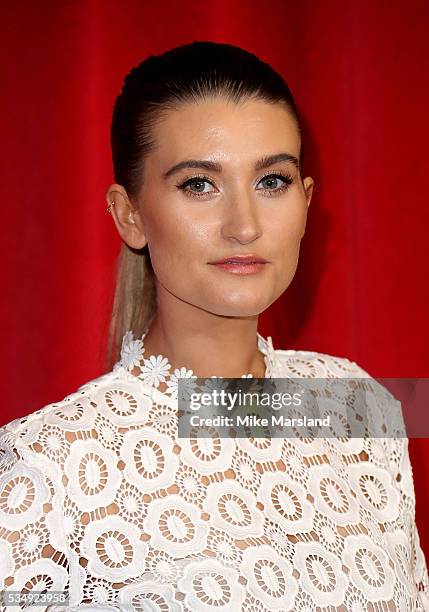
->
xmin=220 ymin=188 xmax=262 ymax=244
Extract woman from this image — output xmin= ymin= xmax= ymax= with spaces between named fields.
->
xmin=0 ymin=41 xmax=427 ymax=611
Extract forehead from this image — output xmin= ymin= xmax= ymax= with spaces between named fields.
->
xmin=149 ymin=98 xmax=300 ymax=168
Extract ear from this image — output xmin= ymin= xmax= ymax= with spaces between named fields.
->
xmin=105 ymin=184 xmax=147 ymax=249
xmin=302 ymin=176 xmax=314 ymax=208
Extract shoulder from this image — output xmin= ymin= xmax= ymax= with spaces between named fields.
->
xmin=0 ymin=366 xmax=156 ymax=463
xmin=0 ymin=366 xmax=156 ymax=599
xmin=0 ymin=366 xmax=156 ymax=533
xmin=273 ymin=347 xmax=408 ymax=441
xmin=272 ymin=347 xmax=372 ymax=378
xmin=0 ymin=360 xmax=166 ymax=471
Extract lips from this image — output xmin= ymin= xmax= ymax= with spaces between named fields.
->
xmin=208 ymin=256 xmax=269 ymax=275
xmin=208 ymin=255 xmax=268 ymax=264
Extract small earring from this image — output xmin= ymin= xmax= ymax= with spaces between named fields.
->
xmin=106 ymin=201 xmax=115 ymax=213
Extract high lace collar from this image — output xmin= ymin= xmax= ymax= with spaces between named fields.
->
xmin=114 ymin=329 xmax=276 ymax=400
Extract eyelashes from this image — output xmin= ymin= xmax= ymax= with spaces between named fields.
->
xmin=175 ymin=171 xmax=294 ymax=200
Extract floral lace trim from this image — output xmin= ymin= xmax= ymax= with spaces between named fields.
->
xmin=115 ymin=329 xmax=276 ymax=399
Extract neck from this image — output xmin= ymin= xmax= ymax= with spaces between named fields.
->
xmin=141 ymin=291 xmax=267 ymax=379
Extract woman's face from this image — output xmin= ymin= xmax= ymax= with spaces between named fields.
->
xmin=114 ymin=97 xmax=313 ymax=318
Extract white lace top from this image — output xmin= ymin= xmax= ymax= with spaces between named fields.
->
xmin=0 ymin=330 xmax=428 ymax=611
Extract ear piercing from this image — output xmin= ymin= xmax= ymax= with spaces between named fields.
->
xmin=106 ymin=201 xmax=135 ymax=224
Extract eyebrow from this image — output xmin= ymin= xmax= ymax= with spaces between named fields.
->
xmin=163 ymin=152 xmax=299 ymax=179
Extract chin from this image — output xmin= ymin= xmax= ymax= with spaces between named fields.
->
xmin=205 ymin=298 xmax=271 ymax=318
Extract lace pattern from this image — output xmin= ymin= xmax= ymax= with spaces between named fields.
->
xmin=116 ymin=330 xmax=277 ymax=396
xmin=0 ymin=330 xmax=428 ymax=611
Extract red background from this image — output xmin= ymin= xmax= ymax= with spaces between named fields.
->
xmin=1 ymin=1 xmax=428 ymax=557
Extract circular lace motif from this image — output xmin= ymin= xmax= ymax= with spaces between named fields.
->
xmin=83 ymin=577 xmax=117 ymax=606
xmin=16 ymin=518 xmax=49 ymax=564
xmin=148 ymin=402 xmax=178 ymax=437
xmin=343 ymin=584 xmax=369 ymax=612
xmin=280 ymin=443 xmax=308 ymax=485
xmin=45 ymin=397 xmax=96 ymax=431
xmin=348 ymin=463 xmax=400 ymax=522
xmin=175 ymin=463 xmax=205 ymax=504
xmin=263 ymin=518 xmax=295 ymax=559
xmin=64 ymin=439 xmax=122 ymax=512
xmin=206 ymin=528 xmax=243 ymax=569
xmin=258 ymin=471 xmax=314 ymax=535
xmin=145 ymin=547 xmax=183 ymax=584
xmin=385 ymin=530 xmax=417 ymax=598
xmin=294 ymin=541 xmax=348 ymax=606
xmin=94 ymin=414 xmax=123 ymax=453
xmin=93 ymin=381 xmax=152 ymax=426
xmin=179 ymin=432 xmax=236 ymax=475
xmin=343 ymin=534 xmax=395 ymax=602
xmin=307 ymin=464 xmax=359 ymax=525
xmin=118 ymin=580 xmax=183 ymax=611
xmin=144 ymin=494 xmax=209 ymax=556
xmin=35 ymin=425 xmax=69 ymax=463
xmin=240 ymin=544 xmax=298 ymax=611
xmin=0 ymin=461 xmax=50 ymax=529
xmin=81 ymin=515 xmax=148 ymax=581
xmin=11 ymin=558 xmax=69 ymax=607
xmin=231 ymin=448 xmax=261 ymax=495
xmin=362 ymin=436 xmax=388 ymax=469
xmin=115 ymin=480 xmax=147 ymax=525
xmin=178 ymin=558 xmax=246 ymax=611
xmin=312 ymin=513 xmax=343 ymax=555
xmin=321 ymin=439 xmax=350 ymax=480
xmin=203 ymin=480 xmax=264 ymax=538
xmin=120 ymin=427 xmax=179 ymax=493
xmin=280 ymin=357 xmax=319 ymax=378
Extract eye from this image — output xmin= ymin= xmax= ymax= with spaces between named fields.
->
xmin=256 ymin=172 xmax=294 ymax=196
xmin=176 ymin=175 xmax=216 ymax=199
xmin=176 ymin=171 xmax=294 ymax=200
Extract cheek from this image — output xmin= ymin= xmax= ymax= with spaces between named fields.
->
xmin=267 ymin=199 xmax=308 ymax=290
xmin=270 ymin=198 xmax=308 ymax=252
xmin=146 ymin=209 xmax=207 ymax=278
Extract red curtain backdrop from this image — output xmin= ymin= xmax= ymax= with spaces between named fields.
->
xmin=1 ymin=0 xmax=428 ymax=556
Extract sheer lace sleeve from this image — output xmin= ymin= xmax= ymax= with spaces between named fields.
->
xmin=0 ymin=421 xmax=71 ymax=611
xmin=384 ymin=435 xmax=429 ymax=607
xmin=344 ymin=359 xmax=429 ymax=608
